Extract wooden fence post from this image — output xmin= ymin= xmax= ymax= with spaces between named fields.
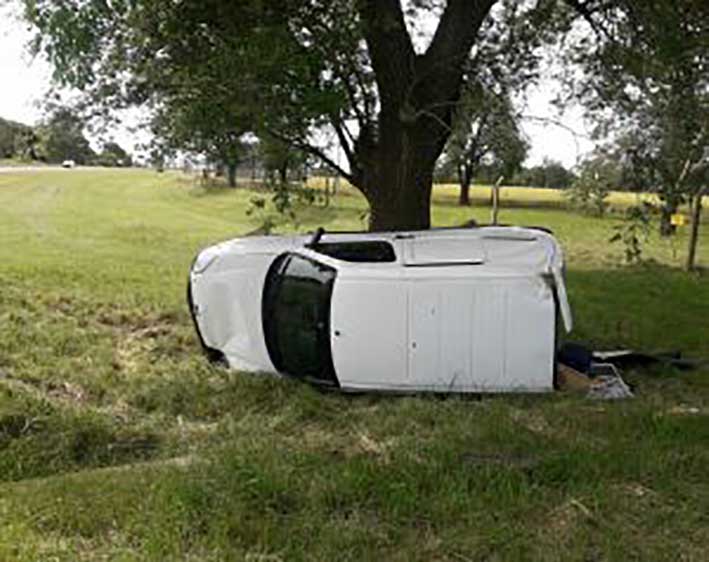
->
xmin=686 ymin=186 xmax=706 ymax=271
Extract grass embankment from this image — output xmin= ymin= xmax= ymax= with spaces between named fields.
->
xmin=1 ymin=169 xmax=708 ymax=561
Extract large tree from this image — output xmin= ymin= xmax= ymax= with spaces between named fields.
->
xmin=23 ymin=0 xmax=579 ymax=230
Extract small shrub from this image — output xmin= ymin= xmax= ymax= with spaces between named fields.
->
xmin=610 ymin=202 xmax=653 ymax=263
xmin=566 ymin=159 xmax=616 ymax=216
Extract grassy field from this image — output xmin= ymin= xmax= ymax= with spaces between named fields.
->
xmin=1 ymin=168 xmax=708 ymax=561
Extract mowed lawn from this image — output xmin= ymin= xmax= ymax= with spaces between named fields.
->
xmin=1 ymin=168 xmax=708 ymax=561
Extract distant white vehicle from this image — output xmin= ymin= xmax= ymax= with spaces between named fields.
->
xmin=188 ymin=227 xmax=573 ymax=393
xmin=61 ymin=160 xmax=76 ymax=168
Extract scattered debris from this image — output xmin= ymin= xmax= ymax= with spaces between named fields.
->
xmin=549 ymin=497 xmax=597 ymax=534
xmin=666 ymin=405 xmax=702 ymax=416
xmin=47 ymin=381 xmax=86 ymax=404
xmin=622 ymin=483 xmax=657 ymax=498
xmin=568 ymin=498 xmax=594 ymax=519
xmin=586 ymin=375 xmax=634 ymax=400
xmin=357 ymin=432 xmax=389 ymax=457
xmin=509 ymin=407 xmax=552 ymax=435
xmin=557 ymin=343 xmax=635 ymax=399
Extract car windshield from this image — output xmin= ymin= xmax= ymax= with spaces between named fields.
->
xmin=262 ymin=253 xmax=338 ymax=385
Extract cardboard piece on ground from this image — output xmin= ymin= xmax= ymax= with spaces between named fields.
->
xmin=557 ymin=363 xmax=593 ymax=391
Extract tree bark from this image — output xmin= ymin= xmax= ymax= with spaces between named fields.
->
xmin=355 ymin=0 xmax=496 ymax=231
xmin=659 ymin=203 xmax=677 ymax=237
xmin=364 ymin=121 xmax=439 ymax=231
xmin=227 ymin=162 xmax=237 ymax=188
xmin=278 ymin=162 xmax=288 ymax=186
xmin=458 ymin=163 xmax=473 ymax=206
xmin=367 ymin=168 xmax=434 ymax=231
xmin=686 ymin=189 xmax=704 ymax=271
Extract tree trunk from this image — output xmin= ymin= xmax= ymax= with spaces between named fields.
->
xmin=659 ymin=202 xmax=678 ymax=237
xmin=278 ymin=163 xmax=288 ymax=186
xmin=686 ymin=190 xmax=704 ymax=271
xmin=491 ymin=182 xmax=500 ymax=225
xmin=227 ymin=162 xmax=237 ymax=188
xmin=354 ymin=0 xmax=495 ymax=232
xmin=362 ymin=118 xmax=440 ymax=231
xmin=367 ymin=179 xmax=433 ymax=231
xmin=458 ymin=163 xmax=473 ymax=206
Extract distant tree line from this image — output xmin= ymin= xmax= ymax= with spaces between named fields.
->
xmin=0 ymin=106 xmax=132 ymax=167
xmin=435 ymin=157 xmax=577 ymax=190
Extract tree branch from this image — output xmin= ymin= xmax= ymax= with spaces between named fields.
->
xmin=563 ymin=0 xmax=612 ymax=39
xmin=357 ymin=0 xmax=415 ymax=107
xmin=330 ymin=116 xmax=356 ymax=172
xmin=421 ymin=0 xmax=496 ymax=78
xmin=265 ymin=128 xmax=353 ymax=182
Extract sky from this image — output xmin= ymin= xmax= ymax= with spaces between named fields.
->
xmin=0 ymin=5 xmax=50 ymax=126
xmin=0 ymin=3 xmax=595 ymax=168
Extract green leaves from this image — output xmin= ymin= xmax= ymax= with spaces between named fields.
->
xmin=609 ymin=202 xmax=653 ymax=264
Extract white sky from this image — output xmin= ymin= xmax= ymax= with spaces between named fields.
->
xmin=0 ymin=3 xmax=595 ymax=168
xmin=0 ymin=5 xmax=50 ymax=125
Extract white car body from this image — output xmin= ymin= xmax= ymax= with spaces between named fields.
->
xmin=188 ymin=227 xmax=573 ymax=393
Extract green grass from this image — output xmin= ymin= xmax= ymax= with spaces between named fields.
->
xmin=1 ymin=169 xmax=708 ymax=561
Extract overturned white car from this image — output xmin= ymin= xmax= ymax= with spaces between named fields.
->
xmin=188 ymin=226 xmax=573 ymax=393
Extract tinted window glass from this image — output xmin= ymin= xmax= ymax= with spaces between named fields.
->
xmin=313 ymin=241 xmax=396 ymax=263
xmin=262 ymin=254 xmax=338 ymax=385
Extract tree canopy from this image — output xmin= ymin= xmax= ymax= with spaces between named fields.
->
xmin=565 ymin=0 xmax=709 ymax=235
xmin=22 ymin=0 xmax=707 ymax=230
xmin=23 ymin=0 xmax=576 ymax=228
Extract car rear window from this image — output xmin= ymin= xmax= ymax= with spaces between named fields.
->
xmin=312 ymin=241 xmax=396 ymax=262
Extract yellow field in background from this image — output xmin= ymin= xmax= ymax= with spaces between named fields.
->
xmin=308 ymin=177 xmax=707 ymax=212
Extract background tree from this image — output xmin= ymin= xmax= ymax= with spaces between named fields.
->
xmin=565 ymin=0 xmax=708 ymax=244
xmin=94 ymin=141 xmax=132 ymax=167
xmin=441 ymin=0 xmax=548 ymax=206
xmin=514 ymin=159 xmax=576 ymax=189
xmin=0 ymin=117 xmax=33 ymax=160
xmin=149 ymin=90 xmax=253 ymax=188
xmin=258 ymin=135 xmax=309 ymax=188
xmin=35 ymin=106 xmax=94 ymax=164
xmin=444 ymin=85 xmax=528 ymax=205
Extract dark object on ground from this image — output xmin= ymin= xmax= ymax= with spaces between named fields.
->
xmin=558 ymin=343 xmax=593 ymax=374
xmin=593 ymin=349 xmax=703 ymax=371
xmin=559 ymin=343 xmax=703 ymax=374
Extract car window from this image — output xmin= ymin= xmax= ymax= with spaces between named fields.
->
xmin=262 ymin=253 xmax=338 ymax=385
xmin=312 ymin=241 xmax=396 ymax=263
